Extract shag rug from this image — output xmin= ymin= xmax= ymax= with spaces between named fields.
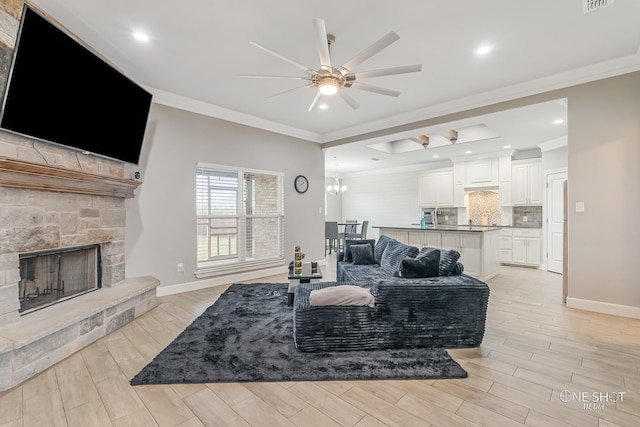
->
xmin=130 ymin=283 xmax=467 ymax=385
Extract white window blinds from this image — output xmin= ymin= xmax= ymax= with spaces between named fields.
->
xmin=196 ymin=164 xmax=284 ymax=276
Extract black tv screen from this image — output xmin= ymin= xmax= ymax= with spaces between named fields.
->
xmin=0 ymin=6 xmax=152 ymax=165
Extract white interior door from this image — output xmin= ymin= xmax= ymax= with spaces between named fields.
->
xmin=546 ymin=171 xmax=567 ymax=273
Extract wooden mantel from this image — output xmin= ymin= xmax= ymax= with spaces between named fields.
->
xmin=0 ymin=157 xmax=141 ymax=198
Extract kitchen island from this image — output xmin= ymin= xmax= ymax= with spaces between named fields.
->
xmin=374 ymin=225 xmax=501 ymax=281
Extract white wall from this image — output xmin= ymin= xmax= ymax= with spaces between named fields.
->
xmin=125 ymin=104 xmax=325 ymax=289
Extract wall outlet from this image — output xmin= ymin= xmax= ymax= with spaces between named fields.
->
xmin=177 ymin=263 xmax=184 ymax=272
xmin=523 ymin=216 xmax=528 ymax=222
xmin=445 ymin=216 xmax=449 ymax=221
xmin=576 ymin=202 xmax=585 ymax=213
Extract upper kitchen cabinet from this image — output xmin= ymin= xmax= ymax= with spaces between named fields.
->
xmin=464 ymin=158 xmax=499 ymax=188
xmin=419 ymin=170 xmax=454 ymax=207
xmin=511 ymin=159 xmax=542 ymax=205
xmin=498 ymin=155 xmax=512 ymax=206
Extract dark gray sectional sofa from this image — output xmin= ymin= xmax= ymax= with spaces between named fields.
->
xmin=293 ymin=235 xmax=490 ymax=352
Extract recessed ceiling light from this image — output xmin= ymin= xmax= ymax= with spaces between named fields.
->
xmin=553 ymin=119 xmax=565 ymax=124
xmin=475 ymin=45 xmax=491 ymax=55
xmin=319 ymin=104 xmax=329 ymax=110
xmin=465 ymin=150 xmax=472 ymax=154
xmin=432 ymin=155 xmax=439 ymax=159
xmin=504 ymin=145 xmax=512 ymax=149
xmin=133 ymin=32 xmax=149 ymax=42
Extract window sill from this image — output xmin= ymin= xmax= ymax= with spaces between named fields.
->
xmin=195 ymin=258 xmax=286 ymax=279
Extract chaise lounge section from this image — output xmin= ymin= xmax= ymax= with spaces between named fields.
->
xmin=292 ymin=235 xmax=490 ymax=352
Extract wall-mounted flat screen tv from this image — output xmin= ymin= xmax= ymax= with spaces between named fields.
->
xmin=0 ymin=5 xmax=152 ymax=165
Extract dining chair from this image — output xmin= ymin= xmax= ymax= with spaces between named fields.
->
xmin=344 ymin=220 xmax=358 ymax=236
xmin=347 ymin=220 xmax=368 ymax=240
xmin=325 ymin=221 xmax=341 ymax=255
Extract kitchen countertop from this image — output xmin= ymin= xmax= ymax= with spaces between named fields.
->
xmin=374 ymin=225 xmax=503 ymax=232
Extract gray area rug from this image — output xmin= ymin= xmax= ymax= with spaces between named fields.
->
xmin=130 ymin=283 xmax=467 ymax=385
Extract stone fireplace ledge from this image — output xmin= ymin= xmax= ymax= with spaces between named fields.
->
xmin=0 ymin=275 xmax=160 ymax=392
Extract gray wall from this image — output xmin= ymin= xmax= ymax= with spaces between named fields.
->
xmin=125 ymin=104 xmax=325 ymax=288
xmin=565 ymin=73 xmax=640 ymax=306
xmin=542 ymin=146 xmax=568 ymax=172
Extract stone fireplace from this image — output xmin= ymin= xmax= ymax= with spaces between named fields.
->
xmin=0 ymin=145 xmax=159 ymax=392
xmin=19 ymin=244 xmax=101 ymax=313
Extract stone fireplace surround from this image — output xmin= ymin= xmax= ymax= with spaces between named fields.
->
xmin=0 ymin=138 xmax=159 ymax=391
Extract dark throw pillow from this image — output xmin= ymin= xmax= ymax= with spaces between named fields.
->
xmin=344 ymin=239 xmax=375 ymax=263
xmin=399 ymin=250 xmax=440 ymax=278
xmin=350 ymin=243 xmax=375 ymax=265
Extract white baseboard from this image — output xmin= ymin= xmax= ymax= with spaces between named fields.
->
xmin=566 ymin=297 xmax=640 ymax=320
xmin=156 ymin=266 xmax=288 ymax=296
xmin=155 ymin=259 xmax=328 ymax=297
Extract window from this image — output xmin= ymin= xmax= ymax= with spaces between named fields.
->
xmin=196 ymin=164 xmax=284 ymax=277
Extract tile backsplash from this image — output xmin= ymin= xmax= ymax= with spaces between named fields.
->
xmin=436 ymin=208 xmax=458 ymax=225
xmin=513 ymin=206 xmax=542 ymax=227
xmin=468 ymin=191 xmax=501 ymax=226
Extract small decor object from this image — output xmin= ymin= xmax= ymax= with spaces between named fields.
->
xmin=294 ymin=175 xmax=308 ymax=193
xmin=293 ymin=246 xmax=304 ymax=275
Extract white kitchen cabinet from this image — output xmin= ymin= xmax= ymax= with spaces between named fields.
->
xmin=453 ymin=161 xmax=465 ymax=207
xmin=419 ymin=170 xmax=454 ymax=207
xmin=512 ymin=160 xmax=542 ymax=205
xmin=510 ymin=228 xmax=541 ymax=266
xmin=408 ymin=230 xmax=442 ymax=248
xmin=498 ymin=228 xmax=513 ymax=263
xmin=499 ymin=155 xmax=512 ymax=206
xmin=441 ymin=232 xmax=482 ymax=278
xmin=386 ymin=230 xmax=409 ymax=244
xmin=465 ymin=158 xmax=498 ymax=188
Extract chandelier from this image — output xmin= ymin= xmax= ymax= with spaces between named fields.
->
xmin=326 ymin=177 xmax=347 ymax=195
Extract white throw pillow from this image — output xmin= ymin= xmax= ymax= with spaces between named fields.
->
xmin=309 ymin=285 xmax=375 ymax=307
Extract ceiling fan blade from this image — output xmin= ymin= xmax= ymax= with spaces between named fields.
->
xmin=249 ymin=41 xmax=313 ymax=73
xmin=339 ymin=31 xmax=400 ymax=72
xmin=312 ymin=18 xmax=332 ymax=70
xmin=239 ymin=74 xmax=310 ymax=80
xmin=266 ymin=84 xmax=312 ymax=99
xmin=339 ymin=91 xmax=360 ymax=110
xmin=349 ymin=64 xmax=422 ymax=80
xmin=350 ymin=82 xmax=401 ymax=97
xmin=308 ymin=91 xmax=322 ymax=111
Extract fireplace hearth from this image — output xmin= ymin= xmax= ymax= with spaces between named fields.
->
xmin=19 ymin=244 xmax=101 ymax=314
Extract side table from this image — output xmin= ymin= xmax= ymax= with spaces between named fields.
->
xmin=288 ymin=272 xmax=323 ymax=306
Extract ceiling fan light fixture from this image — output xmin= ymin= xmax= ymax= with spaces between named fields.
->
xmin=319 ymin=81 xmax=338 ymax=95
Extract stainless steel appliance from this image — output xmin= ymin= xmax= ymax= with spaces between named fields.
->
xmin=421 ymin=208 xmax=436 ymax=226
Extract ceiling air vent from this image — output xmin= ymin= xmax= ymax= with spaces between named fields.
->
xmin=583 ymin=0 xmax=615 ymax=13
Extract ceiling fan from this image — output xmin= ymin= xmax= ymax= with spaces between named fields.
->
xmin=241 ymin=18 xmax=422 ymax=111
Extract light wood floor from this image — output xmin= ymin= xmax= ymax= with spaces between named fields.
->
xmin=1 ymin=260 xmax=640 ymax=427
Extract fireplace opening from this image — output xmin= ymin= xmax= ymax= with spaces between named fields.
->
xmin=18 ymin=244 xmax=102 ymax=314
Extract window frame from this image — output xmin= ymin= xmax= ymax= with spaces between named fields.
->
xmin=195 ymin=163 xmax=285 ymax=278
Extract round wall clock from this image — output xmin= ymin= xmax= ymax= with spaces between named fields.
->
xmin=294 ymin=175 xmax=309 ymax=193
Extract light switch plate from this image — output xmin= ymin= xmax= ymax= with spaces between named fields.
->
xmin=576 ymin=202 xmax=585 ymax=213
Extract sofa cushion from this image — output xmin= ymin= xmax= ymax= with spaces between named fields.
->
xmin=399 ymin=250 xmax=440 ymax=278
xmin=309 ymin=285 xmax=375 ymax=307
xmin=439 ymin=249 xmax=462 ymax=276
xmin=344 ymin=239 xmax=376 ymax=262
xmin=373 ymin=235 xmax=394 ymax=264
xmin=351 ymin=243 xmax=375 ymax=265
xmin=450 ymin=262 xmax=465 ymax=275
xmin=380 ymin=240 xmax=419 ymax=276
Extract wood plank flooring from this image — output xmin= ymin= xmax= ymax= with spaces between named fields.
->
xmin=1 ymin=261 xmax=639 ymax=427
